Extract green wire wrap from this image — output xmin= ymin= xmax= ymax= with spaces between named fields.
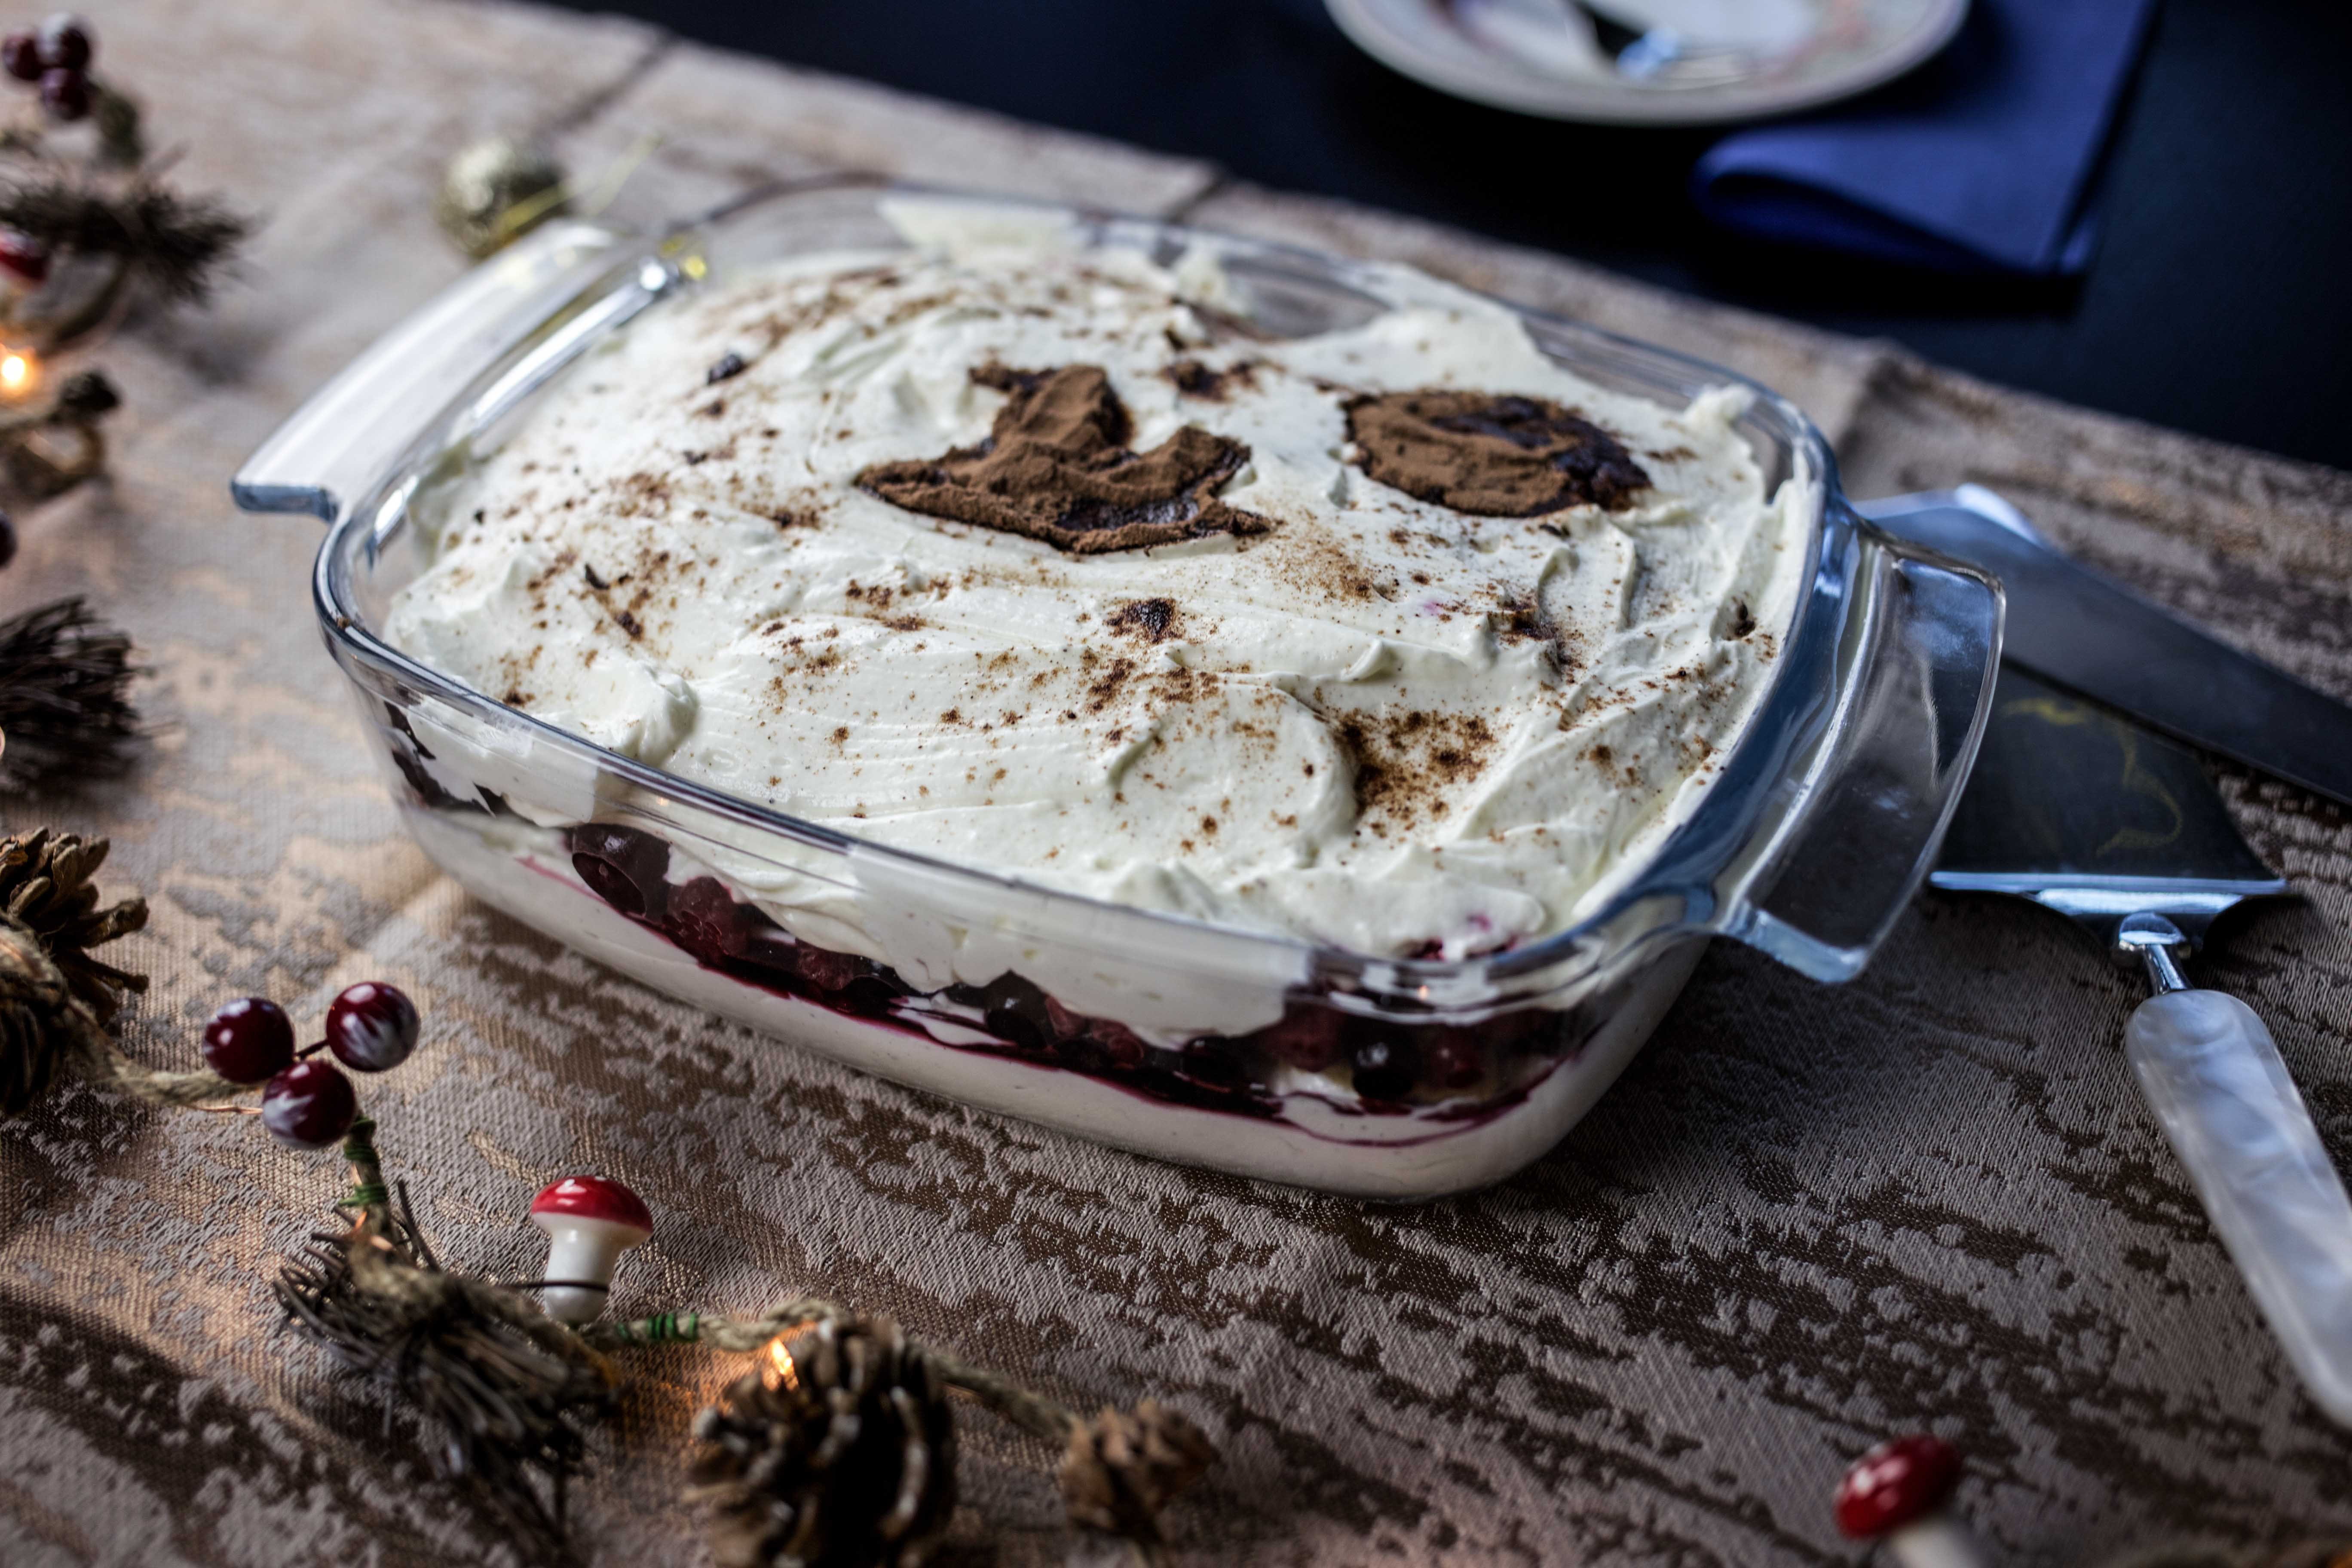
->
xmin=604 ymin=1311 xmax=701 ymax=1345
xmin=336 ymin=1115 xmax=388 ymax=1212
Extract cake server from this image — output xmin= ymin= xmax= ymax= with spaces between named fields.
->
xmin=1932 ymin=662 xmax=2352 ymax=1426
xmin=1859 ymin=485 xmax=2352 ymax=809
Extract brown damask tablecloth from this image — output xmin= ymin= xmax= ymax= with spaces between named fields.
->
xmin=3 ymin=3 xmax=2350 ymax=1564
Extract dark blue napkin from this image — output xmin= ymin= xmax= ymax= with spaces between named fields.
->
xmin=1690 ymin=0 xmax=2158 ymax=275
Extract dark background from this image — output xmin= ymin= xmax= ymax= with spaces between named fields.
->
xmin=551 ymin=0 xmax=2352 ymax=471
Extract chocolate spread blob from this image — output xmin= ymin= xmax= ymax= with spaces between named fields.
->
xmin=857 ymin=364 xmax=1270 ymax=553
xmin=1344 ymin=390 xmax=1649 ymax=517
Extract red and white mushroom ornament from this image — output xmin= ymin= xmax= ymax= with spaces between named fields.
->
xmin=1835 ymin=1434 xmax=1988 ymax=1568
xmin=527 ymin=1175 xmax=654 ymax=1323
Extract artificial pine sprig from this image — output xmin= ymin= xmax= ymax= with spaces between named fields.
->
xmin=0 ymin=179 xmax=244 ymax=305
xmin=0 ymin=15 xmax=249 ymax=343
xmin=0 ymin=13 xmax=249 ymax=507
xmin=0 ymin=598 xmax=139 ymax=790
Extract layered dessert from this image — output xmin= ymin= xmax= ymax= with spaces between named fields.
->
xmin=374 ymin=201 xmax=1812 ymax=1189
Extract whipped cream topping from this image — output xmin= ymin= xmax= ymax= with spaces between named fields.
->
xmin=387 ymin=204 xmax=1810 ymax=962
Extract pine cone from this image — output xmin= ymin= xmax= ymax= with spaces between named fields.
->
xmin=1058 ymin=1399 xmax=1216 ymax=1543
xmin=686 ymin=1314 xmax=956 ymax=1568
xmin=0 ymin=915 xmax=94 ymax=1113
xmin=0 ymin=829 xmax=145 ymax=1115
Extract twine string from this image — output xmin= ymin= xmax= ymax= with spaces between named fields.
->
xmin=69 ymin=1029 xmax=238 ymax=1107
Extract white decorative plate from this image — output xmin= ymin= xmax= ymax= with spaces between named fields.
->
xmin=1325 ymin=0 xmax=1969 ymax=126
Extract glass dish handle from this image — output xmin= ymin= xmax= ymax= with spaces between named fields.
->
xmin=1727 ymin=516 xmax=2005 ymax=981
xmin=231 ymin=220 xmax=637 ymax=524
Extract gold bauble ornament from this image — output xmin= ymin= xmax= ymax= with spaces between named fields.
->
xmin=435 ymin=136 xmax=569 ymax=260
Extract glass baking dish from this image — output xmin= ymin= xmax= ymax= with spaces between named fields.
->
xmin=233 ymin=179 xmax=2000 ymax=1198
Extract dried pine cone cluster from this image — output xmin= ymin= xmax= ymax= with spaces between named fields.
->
xmin=0 ymin=826 xmax=143 ymax=1112
xmin=277 ymin=1217 xmax=617 ymax=1560
xmin=1060 ymin=1399 xmax=1218 ymax=1544
xmin=688 ymin=1314 xmax=957 ymax=1568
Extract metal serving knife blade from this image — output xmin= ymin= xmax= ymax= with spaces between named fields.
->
xmin=1860 ymin=485 xmax=2352 ymax=808
xmin=1934 ymin=663 xmax=2352 ymax=1427
xmin=1936 ymin=665 xmax=2287 ymax=931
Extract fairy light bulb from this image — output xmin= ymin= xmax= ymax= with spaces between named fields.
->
xmin=0 ymin=350 xmax=31 ymax=394
xmin=763 ymin=1336 xmax=800 ymax=1393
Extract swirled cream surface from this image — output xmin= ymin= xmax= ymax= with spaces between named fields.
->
xmin=387 ymin=204 xmax=1810 ymax=959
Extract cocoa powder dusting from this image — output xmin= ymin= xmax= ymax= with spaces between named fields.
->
xmin=1333 ymin=709 xmax=1498 ymax=829
xmin=857 ymin=363 xmax=1271 ymax=553
xmin=1107 ymin=597 xmax=1180 ymax=642
xmin=1345 ymin=390 xmax=1648 ymax=516
xmin=1165 ymin=358 xmax=1255 ymax=400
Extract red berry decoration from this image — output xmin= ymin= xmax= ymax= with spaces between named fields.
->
xmin=202 ymin=997 xmax=297 ymax=1083
xmin=325 ymin=980 xmax=419 ymax=1072
xmin=261 ymin=1060 xmax=357 ymax=1148
xmin=34 ymin=13 xmax=89 ymax=71
xmin=0 ymin=229 xmax=50 ymax=287
xmin=0 ymin=32 xmax=40 ymax=80
xmin=1835 ymin=1434 xmax=1963 ymax=1538
xmin=38 ymin=65 xmax=85 ymax=120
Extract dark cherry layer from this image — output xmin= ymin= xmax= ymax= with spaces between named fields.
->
xmin=564 ymin=823 xmax=1572 ymax=1115
xmin=373 ymin=701 xmax=1587 ymax=1121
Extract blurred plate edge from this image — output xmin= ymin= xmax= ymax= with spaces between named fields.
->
xmin=1324 ymin=0 xmax=1970 ymax=126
